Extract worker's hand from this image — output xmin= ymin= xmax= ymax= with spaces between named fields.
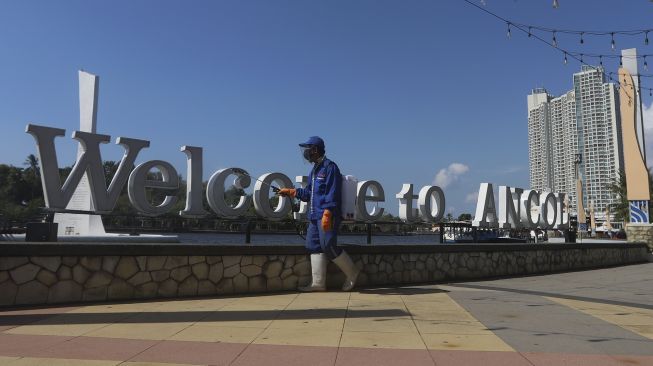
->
xmin=321 ymin=209 xmax=333 ymax=231
xmin=277 ymin=188 xmax=296 ymax=197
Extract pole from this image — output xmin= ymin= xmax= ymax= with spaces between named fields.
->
xmin=366 ymin=223 xmax=372 ymax=244
xmin=245 ymin=220 xmax=252 ymax=244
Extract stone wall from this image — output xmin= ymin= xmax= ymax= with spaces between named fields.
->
xmin=0 ymin=243 xmax=648 ymax=307
xmin=626 ymin=223 xmax=653 ymax=252
xmin=0 ymin=254 xmax=311 ymax=306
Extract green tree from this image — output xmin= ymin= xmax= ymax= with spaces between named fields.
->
xmin=24 ymin=154 xmax=39 ymax=174
xmin=457 ymin=213 xmax=472 ymax=221
xmin=23 ymin=154 xmax=42 ymax=201
xmin=607 ymin=170 xmax=629 ymax=222
xmin=0 ymin=162 xmax=43 ymax=222
xmin=380 ymin=212 xmax=400 ymax=222
xmin=102 ymin=160 xmax=119 ymax=186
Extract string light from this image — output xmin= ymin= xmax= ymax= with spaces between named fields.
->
xmin=506 ymin=22 xmax=653 ymax=45
xmin=644 ymin=56 xmax=648 ymax=71
xmin=609 ymin=72 xmax=653 ymax=79
xmin=507 ymin=22 xmax=511 ymax=38
xmin=460 ymin=0 xmax=649 ymax=102
xmin=552 ymin=0 xmax=559 ymax=9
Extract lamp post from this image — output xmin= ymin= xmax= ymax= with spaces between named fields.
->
xmin=574 ymin=153 xmax=587 ymax=239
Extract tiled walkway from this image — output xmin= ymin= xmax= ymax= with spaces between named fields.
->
xmin=1 ymin=263 xmax=652 ymax=365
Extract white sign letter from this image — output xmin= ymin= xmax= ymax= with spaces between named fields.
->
xmin=356 ymin=180 xmax=385 ymax=221
xmin=418 ymin=185 xmax=445 ymax=222
xmin=498 ymin=186 xmax=523 ymax=229
xmin=396 ymin=184 xmax=419 ymax=222
xmin=180 ymin=146 xmax=208 ymax=217
xmin=473 ymin=183 xmax=498 ymax=228
xmin=128 ymin=160 xmax=179 ymax=216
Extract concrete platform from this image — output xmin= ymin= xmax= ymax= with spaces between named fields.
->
xmin=1 ymin=263 xmax=652 ymax=365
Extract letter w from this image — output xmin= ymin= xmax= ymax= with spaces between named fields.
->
xmin=26 ymin=124 xmax=149 ymax=212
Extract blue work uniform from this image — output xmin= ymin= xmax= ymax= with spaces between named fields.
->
xmin=295 ymin=157 xmax=343 ymax=259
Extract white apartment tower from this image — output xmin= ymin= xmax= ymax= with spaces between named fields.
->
xmin=528 ymin=65 xmax=623 ymax=222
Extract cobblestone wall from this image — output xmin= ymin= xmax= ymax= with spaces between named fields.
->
xmin=626 ymin=224 xmax=653 ymax=252
xmin=0 ymin=245 xmax=648 ymax=307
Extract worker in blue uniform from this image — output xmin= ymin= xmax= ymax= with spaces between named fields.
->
xmin=278 ymin=136 xmax=360 ymax=292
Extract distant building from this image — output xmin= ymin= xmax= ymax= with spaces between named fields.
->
xmin=527 ymin=65 xmax=623 ymax=222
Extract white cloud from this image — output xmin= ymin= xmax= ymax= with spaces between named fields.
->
xmin=433 ymin=163 xmax=469 ymax=188
xmin=501 ymin=166 xmax=525 ymax=174
xmin=644 ymin=100 xmax=653 ymax=166
xmin=465 ymin=191 xmax=479 ymax=203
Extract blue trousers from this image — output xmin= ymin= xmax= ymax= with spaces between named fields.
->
xmin=305 ymin=219 xmax=342 ymax=260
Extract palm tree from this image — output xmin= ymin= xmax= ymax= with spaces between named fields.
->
xmin=607 ymin=170 xmax=628 ymax=223
xmin=22 ymin=154 xmax=41 ymax=201
xmin=23 ymin=154 xmax=39 ymax=175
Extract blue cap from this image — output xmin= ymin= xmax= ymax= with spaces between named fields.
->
xmin=299 ymin=136 xmax=325 ymax=150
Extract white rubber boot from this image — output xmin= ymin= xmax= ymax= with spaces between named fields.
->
xmin=332 ymin=251 xmax=360 ymax=292
xmin=298 ymin=253 xmax=328 ymax=292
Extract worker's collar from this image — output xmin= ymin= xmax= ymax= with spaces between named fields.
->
xmin=312 ymin=155 xmax=326 ymax=169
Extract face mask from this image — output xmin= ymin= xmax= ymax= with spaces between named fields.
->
xmin=302 ymin=147 xmax=313 ymax=162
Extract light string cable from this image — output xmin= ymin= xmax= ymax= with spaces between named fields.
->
xmin=461 ymin=0 xmax=652 ymax=100
xmin=512 ymin=23 xmax=652 ymax=48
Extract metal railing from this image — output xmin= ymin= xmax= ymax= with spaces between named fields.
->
xmin=9 ymin=208 xmax=556 ymax=244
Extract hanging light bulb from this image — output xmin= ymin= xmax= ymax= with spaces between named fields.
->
xmin=552 ymin=31 xmax=557 ymax=47
xmin=619 ymin=55 xmax=623 ymax=67
xmin=580 ymin=54 xmax=584 ymax=63
xmin=650 ymin=89 xmax=652 ymax=97
xmin=528 ymin=26 xmax=532 ymax=38
xmin=645 ymin=31 xmax=649 ymax=46
xmin=507 ymin=22 xmax=511 ymax=38
xmin=599 ymin=55 xmax=603 ymax=67
xmin=580 ymin=32 xmax=584 ymax=44
xmin=553 ymin=0 xmax=559 ymax=8
xmin=644 ymin=56 xmax=648 ymax=71
xmin=611 ymin=33 xmax=615 ymax=51
xmin=563 ymin=52 xmax=568 ymax=64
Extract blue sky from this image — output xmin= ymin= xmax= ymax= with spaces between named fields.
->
xmin=1 ymin=0 xmax=651 ymax=215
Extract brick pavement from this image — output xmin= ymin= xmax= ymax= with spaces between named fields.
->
xmin=1 ymin=263 xmax=652 ymax=365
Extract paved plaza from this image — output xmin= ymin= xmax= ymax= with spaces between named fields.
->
xmin=0 ymin=262 xmax=651 ymax=366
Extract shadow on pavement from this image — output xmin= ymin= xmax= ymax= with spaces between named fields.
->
xmin=0 ymin=308 xmax=410 ymax=326
xmin=447 ymin=283 xmax=653 ymax=310
xmin=358 ymin=287 xmax=449 ymax=295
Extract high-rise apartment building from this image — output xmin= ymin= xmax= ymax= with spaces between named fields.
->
xmin=528 ymin=65 xmax=623 ymax=222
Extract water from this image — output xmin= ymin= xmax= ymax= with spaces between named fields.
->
xmin=176 ymin=232 xmax=442 ymax=246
